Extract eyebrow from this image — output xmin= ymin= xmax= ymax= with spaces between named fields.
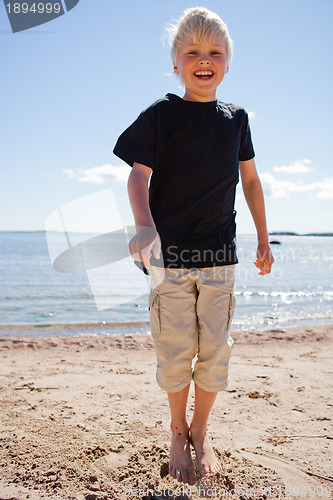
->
xmin=185 ymin=43 xmax=224 ymax=48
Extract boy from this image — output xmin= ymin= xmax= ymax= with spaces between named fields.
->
xmin=113 ymin=7 xmax=274 ymax=485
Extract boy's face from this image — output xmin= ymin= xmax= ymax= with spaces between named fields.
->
xmin=174 ymin=35 xmax=229 ymax=102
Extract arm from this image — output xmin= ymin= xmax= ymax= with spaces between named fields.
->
xmin=127 ymin=162 xmax=161 ymax=269
xmin=239 ymin=158 xmax=274 ymax=275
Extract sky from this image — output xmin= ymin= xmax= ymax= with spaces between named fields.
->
xmin=1 ymin=0 xmax=332 ymax=234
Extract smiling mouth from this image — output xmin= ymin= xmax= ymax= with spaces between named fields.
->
xmin=194 ymin=70 xmax=214 ymax=79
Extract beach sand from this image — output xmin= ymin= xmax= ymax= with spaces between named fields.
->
xmin=0 ymin=325 xmax=332 ymax=499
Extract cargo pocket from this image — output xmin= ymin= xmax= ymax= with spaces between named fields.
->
xmin=148 ymin=289 xmax=161 ymax=339
xmin=227 ymin=291 xmax=236 ymax=330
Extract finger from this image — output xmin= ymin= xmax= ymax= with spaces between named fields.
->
xmin=129 ymin=244 xmax=141 ymax=261
xmin=264 ymin=256 xmax=274 ymax=274
xmin=129 ymin=238 xmax=151 ymax=264
xmin=257 ymin=261 xmax=267 ymax=275
xmin=141 ymin=249 xmax=152 ymax=270
xmin=265 ymin=261 xmax=273 ymax=274
xmin=129 ymin=234 xmax=150 ymax=256
xmin=152 ymin=237 xmax=161 ymax=259
xmin=129 ymin=240 xmax=140 ymax=259
xmin=260 ymin=261 xmax=272 ymax=275
xmin=128 ymin=241 xmax=134 ymax=257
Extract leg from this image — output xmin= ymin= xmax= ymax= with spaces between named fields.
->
xmin=189 ymin=384 xmax=221 ymax=476
xmin=167 ymin=384 xmax=196 ymax=485
xmin=190 ymin=266 xmax=236 ymax=476
xmin=193 ymin=266 xmax=235 ymax=393
xmin=148 ymin=267 xmax=198 ymax=484
xmin=149 ymin=267 xmax=198 ymax=393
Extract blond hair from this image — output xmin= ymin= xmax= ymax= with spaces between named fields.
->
xmin=164 ymin=7 xmax=233 ymax=67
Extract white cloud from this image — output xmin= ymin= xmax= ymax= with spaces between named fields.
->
xmin=260 ymin=173 xmax=295 ymax=198
xmin=315 ymin=178 xmax=333 ymax=199
xmin=63 ymin=164 xmax=131 ymax=184
xmin=66 ymin=162 xmax=333 ymax=201
xmin=273 ymin=158 xmax=312 ymax=174
xmin=259 ymin=173 xmax=333 ymax=199
xmin=63 ymin=168 xmax=75 ymax=179
xmin=248 ymin=111 xmax=256 ymax=120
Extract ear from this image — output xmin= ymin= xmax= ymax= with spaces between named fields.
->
xmin=225 ymin=65 xmax=229 ymax=74
xmin=174 ymin=65 xmax=179 ymax=74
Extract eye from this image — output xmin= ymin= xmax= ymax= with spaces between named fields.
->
xmin=211 ymin=51 xmax=222 ymax=55
xmin=187 ymin=50 xmax=198 ymax=55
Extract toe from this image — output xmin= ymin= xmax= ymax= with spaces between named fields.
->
xmin=202 ymin=464 xmax=210 ymax=476
xmin=187 ymin=469 xmax=197 ymax=485
xmin=211 ymin=462 xmax=221 ymax=474
xmin=169 ymin=465 xmax=176 ymax=480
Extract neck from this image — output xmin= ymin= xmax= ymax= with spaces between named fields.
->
xmin=183 ymin=89 xmax=217 ymax=102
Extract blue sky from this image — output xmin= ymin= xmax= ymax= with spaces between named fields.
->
xmin=1 ymin=0 xmax=332 ymax=234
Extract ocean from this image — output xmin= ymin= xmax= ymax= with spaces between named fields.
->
xmin=0 ymin=232 xmax=332 ymax=336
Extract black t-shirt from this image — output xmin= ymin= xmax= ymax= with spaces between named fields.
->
xmin=113 ymin=93 xmax=255 ymax=268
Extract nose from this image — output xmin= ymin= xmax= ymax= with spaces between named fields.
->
xmin=199 ymin=56 xmax=211 ymax=65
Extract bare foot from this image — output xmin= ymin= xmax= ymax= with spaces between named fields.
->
xmin=189 ymin=427 xmax=221 ymax=476
xmin=169 ymin=426 xmax=196 ymax=485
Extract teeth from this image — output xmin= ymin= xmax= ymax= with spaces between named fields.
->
xmin=194 ymin=71 xmax=213 ymax=76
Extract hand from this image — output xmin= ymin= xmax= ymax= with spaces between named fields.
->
xmin=254 ymin=242 xmax=274 ymax=275
xmin=129 ymin=226 xmax=161 ymax=270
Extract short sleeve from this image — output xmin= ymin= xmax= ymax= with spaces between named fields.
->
xmin=239 ymin=111 xmax=255 ymax=161
xmin=113 ymin=105 xmax=156 ymax=169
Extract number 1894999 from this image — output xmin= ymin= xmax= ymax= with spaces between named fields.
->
xmin=5 ymin=3 xmax=61 ymax=15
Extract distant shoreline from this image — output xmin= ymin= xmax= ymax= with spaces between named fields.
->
xmin=269 ymin=231 xmax=333 ymax=237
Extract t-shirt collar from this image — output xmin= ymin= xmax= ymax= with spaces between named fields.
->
xmin=166 ymin=93 xmax=219 ymax=107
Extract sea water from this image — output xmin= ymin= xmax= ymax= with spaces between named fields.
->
xmin=0 ymin=232 xmax=332 ymax=335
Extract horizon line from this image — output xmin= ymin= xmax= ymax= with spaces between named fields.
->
xmin=0 ymin=230 xmax=332 ymax=237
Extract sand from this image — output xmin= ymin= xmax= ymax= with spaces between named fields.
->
xmin=0 ymin=325 xmax=332 ymax=500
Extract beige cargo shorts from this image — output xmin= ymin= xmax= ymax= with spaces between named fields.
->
xmin=148 ymin=265 xmax=236 ymax=393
